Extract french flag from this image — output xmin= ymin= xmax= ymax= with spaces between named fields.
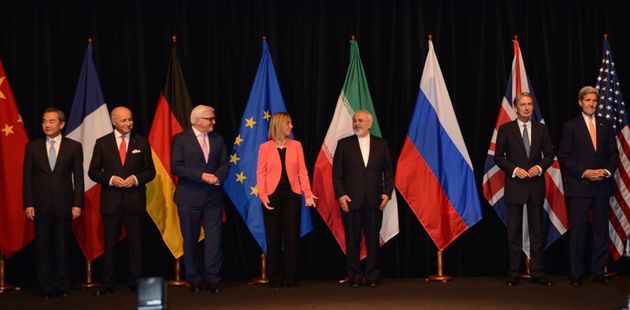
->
xmin=65 ymin=42 xmax=113 ymax=260
xmin=396 ymin=39 xmax=482 ymax=250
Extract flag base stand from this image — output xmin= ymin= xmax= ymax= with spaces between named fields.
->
xmin=425 ymin=251 xmax=453 ymax=282
xmin=0 ymin=254 xmax=20 ymax=293
xmin=248 ymin=253 xmax=269 ymax=285
xmin=77 ymin=259 xmax=100 ymax=289
xmin=605 ymin=264 xmax=619 ymax=279
xmin=520 ymin=256 xmax=532 ymax=280
xmin=167 ymin=258 xmax=188 ymax=286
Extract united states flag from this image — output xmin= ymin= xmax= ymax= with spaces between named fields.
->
xmin=594 ymin=37 xmax=630 ymax=260
xmin=482 ymin=39 xmax=569 ymax=256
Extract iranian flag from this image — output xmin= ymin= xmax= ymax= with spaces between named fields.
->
xmin=312 ymin=39 xmax=399 ymax=256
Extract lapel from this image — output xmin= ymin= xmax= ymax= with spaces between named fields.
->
xmin=530 ymin=121 xmax=540 ymax=154
xmin=367 ymin=135 xmax=376 ymax=168
xmin=595 ymin=116 xmax=605 ymax=152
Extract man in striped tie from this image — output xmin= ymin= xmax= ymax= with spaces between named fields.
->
xmin=494 ymin=92 xmax=555 ymax=287
xmin=558 ymin=86 xmax=619 ymax=287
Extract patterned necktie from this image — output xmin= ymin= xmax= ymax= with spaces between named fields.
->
xmin=49 ymin=139 xmax=56 ymax=170
xmin=588 ymin=116 xmax=597 ymax=150
xmin=119 ymin=135 xmax=127 ymax=165
xmin=522 ymin=123 xmax=530 ymax=158
xmin=199 ymin=133 xmax=209 ymax=162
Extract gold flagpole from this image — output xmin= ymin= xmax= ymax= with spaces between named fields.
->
xmin=248 ymin=253 xmax=269 ymax=285
xmin=426 ymin=250 xmax=453 ymax=282
xmin=167 ymin=258 xmax=188 ymax=286
xmin=77 ymin=259 xmax=99 ymax=288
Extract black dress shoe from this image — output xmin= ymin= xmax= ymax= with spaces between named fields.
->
xmin=570 ymin=277 xmax=582 ymax=287
xmin=56 ymin=290 xmax=70 ymax=298
xmin=208 ymin=283 xmax=222 ymax=294
xmin=346 ymin=280 xmax=359 ymax=288
xmin=369 ymin=282 xmax=380 ymax=288
xmin=593 ymin=275 xmax=611 ymax=285
xmin=42 ymin=292 xmax=55 ymax=300
xmin=532 ymin=277 xmax=553 ymax=286
xmin=506 ymin=277 xmax=520 ymax=286
xmin=95 ymin=287 xmax=114 ymax=296
xmin=189 ymin=282 xmax=202 ymax=293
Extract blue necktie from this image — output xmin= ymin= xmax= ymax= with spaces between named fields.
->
xmin=522 ymin=124 xmax=530 ymax=158
xmin=49 ymin=139 xmax=57 ymax=170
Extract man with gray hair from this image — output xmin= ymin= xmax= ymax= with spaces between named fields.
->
xmin=171 ymin=104 xmax=229 ymax=293
xmin=558 ymin=86 xmax=619 ymax=286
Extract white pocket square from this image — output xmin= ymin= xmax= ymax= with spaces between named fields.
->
xmin=131 ymin=149 xmax=141 ymax=154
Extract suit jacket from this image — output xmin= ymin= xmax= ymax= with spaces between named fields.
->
xmin=494 ymin=120 xmax=555 ymax=205
xmin=171 ymin=128 xmax=229 ymax=206
xmin=256 ymin=139 xmax=313 ymax=203
xmin=333 ymin=134 xmax=394 ymax=210
xmin=88 ymin=132 xmax=156 ymax=214
xmin=558 ymin=115 xmax=619 ymax=198
xmin=23 ymin=137 xmax=84 ymax=218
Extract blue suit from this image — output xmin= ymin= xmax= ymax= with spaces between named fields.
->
xmin=171 ymin=128 xmax=229 ymax=285
xmin=558 ymin=114 xmax=618 ymax=279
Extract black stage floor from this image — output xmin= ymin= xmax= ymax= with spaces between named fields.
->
xmin=1 ymin=276 xmax=629 ymax=309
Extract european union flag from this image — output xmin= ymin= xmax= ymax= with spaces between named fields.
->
xmin=224 ymin=40 xmax=313 ymax=254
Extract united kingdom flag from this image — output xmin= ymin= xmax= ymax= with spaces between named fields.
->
xmin=594 ymin=36 xmax=630 ymax=260
xmin=482 ymin=38 xmax=569 ymax=256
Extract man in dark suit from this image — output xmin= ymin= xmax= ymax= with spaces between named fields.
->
xmin=23 ymin=108 xmax=84 ymax=299
xmin=88 ymin=106 xmax=155 ymax=295
xmin=171 ymin=105 xmax=228 ymax=293
xmin=558 ymin=86 xmax=619 ymax=287
xmin=494 ymin=92 xmax=555 ymax=287
xmin=333 ymin=110 xmax=394 ymax=288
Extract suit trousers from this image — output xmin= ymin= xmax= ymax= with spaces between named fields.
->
xmin=341 ymin=201 xmax=383 ymax=283
xmin=102 ymin=208 xmax=144 ymax=288
xmin=35 ymin=213 xmax=71 ymax=293
xmin=178 ymin=201 xmax=222 ymax=284
xmin=568 ymin=196 xmax=609 ymax=278
xmin=506 ymin=201 xmax=545 ymax=278
xmin=263 ymin=190 xmax=301 ymax=286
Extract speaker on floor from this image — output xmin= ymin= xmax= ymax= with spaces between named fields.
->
xmin=137 ymin=277 xmax=166 ymax=310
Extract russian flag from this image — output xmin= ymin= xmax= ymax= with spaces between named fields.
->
xmin=395 ymin=39 xmax=482 ymax=250
xmin=65 ymin=42 xmax=113 ymax=260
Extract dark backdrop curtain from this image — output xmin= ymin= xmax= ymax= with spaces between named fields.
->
xmin=2 ymin=0 xmax=629 ymax=284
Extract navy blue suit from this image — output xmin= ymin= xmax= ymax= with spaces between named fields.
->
xmin=558 ymin=115 xmax=618 ymax=279
xmin=171 ymin=128 xmax=228 ymax=285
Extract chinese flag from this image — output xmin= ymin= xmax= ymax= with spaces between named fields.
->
xmin=0 ymin=60 xmax=33 ymax=258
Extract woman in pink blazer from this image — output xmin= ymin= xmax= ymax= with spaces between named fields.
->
xmin=256 ymin=112 xmax=315 ymax=289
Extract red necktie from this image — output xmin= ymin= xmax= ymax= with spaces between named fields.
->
xmin=119 ymin=135 xmax=127 ymax=165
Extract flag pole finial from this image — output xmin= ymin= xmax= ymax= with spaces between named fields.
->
xmin=603 ymin=33 xmax=608 ymax=40
xmin=428 ymin=34 xmax=433 ymax=41
xmin=88 ymin=38 xmax=93 ymax=45
xmin=513 ymin=34 xmax=518 ymax=41
xmin=261 ymin=35 xmax=267 ymax=41
xmin=351 ymin=35 xmax=357 ymax=41
xmin=172 ymin=35 xmax=177 ymax=43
